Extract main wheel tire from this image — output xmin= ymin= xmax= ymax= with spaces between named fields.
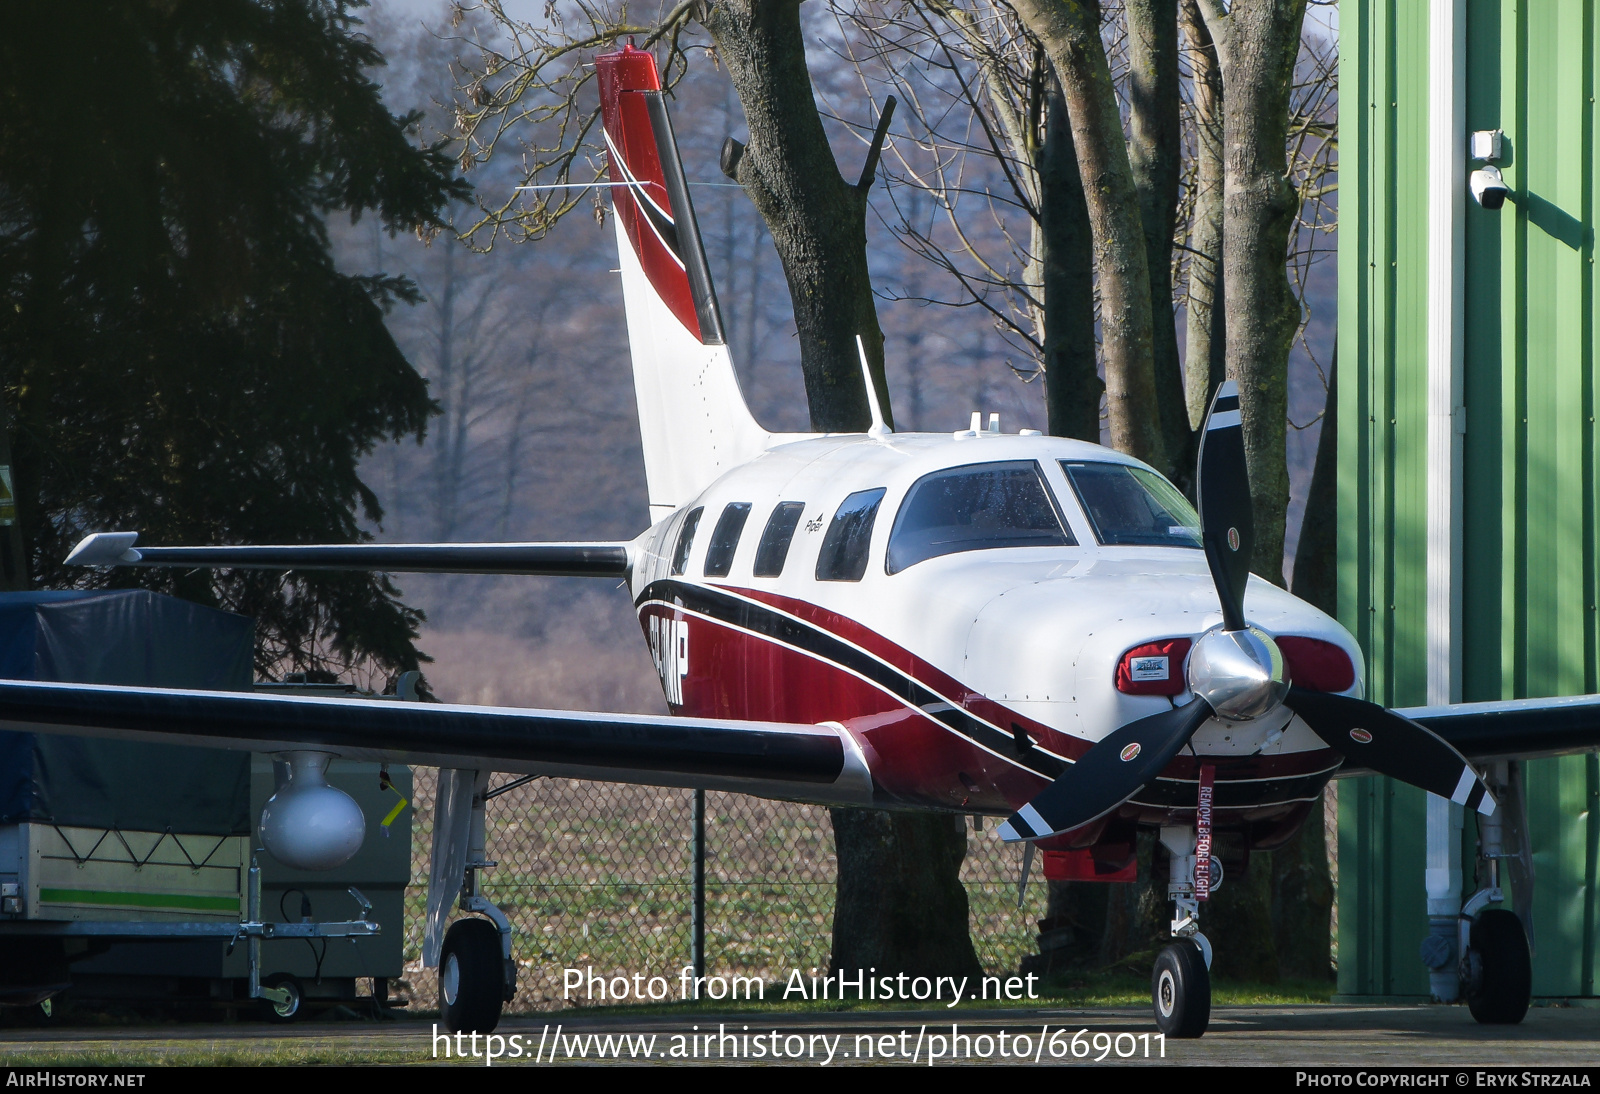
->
xmin=260 ymin=973 xmax=303 ymax=1023
xmin=1152 ymin=940 xmax=1211 ymax=1038
xmin=1466 ymin=909 xmax=1531 ymax=1025
xmin=439 ymin=918 xmax=504 ymax=1034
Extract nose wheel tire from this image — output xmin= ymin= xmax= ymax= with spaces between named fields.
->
xmin=1465 ymin=909 xmax=1531 ymax=1025
xmin=439 ymin=917 xmax=505 ymax=1034
xmin=1152 ymin=940 xmax=1210 ymax=1038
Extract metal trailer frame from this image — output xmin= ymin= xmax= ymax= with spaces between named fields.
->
xmin=0 ymin=679 xmax=418 ymax=1014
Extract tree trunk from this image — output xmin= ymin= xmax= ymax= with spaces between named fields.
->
xmin=1206 ymin=849 xmax=1280 ymax=981
xmin=1277 ymin=350 xmax=1337 ymax=981
xmin=1181 ymin=0 xmax=1227 ymax=434
xmin=701 ymin=1 xmax=976 ymax=976
xmin=1202 ymin=0 xmax=1308 ymax=585
xmin=1013 ymin=0 xmax=1164 ymax=470
xmin=1291 ymin=344 xmax=1337 ymax=614
xmin=829 ymin=809 xmax=984 ymax=978
xmin=1039 ymin=78 xmax=1103 ymax=442
xmin=702 ymin=0 xmax=892 ymax=431
xmin=1270 ymin=793 xmax=1335 ymax=979
xmin=1125 ymin=0 xmax=1191 ymax=486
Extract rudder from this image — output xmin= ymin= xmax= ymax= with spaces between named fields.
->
xmin=597 ymin=46 xmax=777 ymax=522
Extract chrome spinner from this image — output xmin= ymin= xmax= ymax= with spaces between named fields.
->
xmin=1186 ymin=624 xmax=1290 ymax=721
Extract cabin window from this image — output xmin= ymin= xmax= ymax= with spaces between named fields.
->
xmin=816 ymin=488 xmax=886 ymax=582
xmin=670 ymin=506 xmax=703 ymax=576
xmin=703 ymin=502 xmax=753 ymax=577
xmin=885 ymin=460 xmax=1073 ymax=574
xmin=753 ymin=501 xmax=805 ymax=577
xmin=1059 ymin=461 xmax=1201 ymax=548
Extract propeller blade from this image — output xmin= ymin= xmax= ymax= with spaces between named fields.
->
xmin=1284 ymin=687 xmax=1497 ymax=814
xmin=1197 ymin=380 xmax=1252 ymax=632
xmin=998 ymin=698 xmax=1214 ymax=842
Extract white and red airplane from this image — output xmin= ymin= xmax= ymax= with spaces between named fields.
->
xmin=30 ymin=45 xmax=1600 ymax=1038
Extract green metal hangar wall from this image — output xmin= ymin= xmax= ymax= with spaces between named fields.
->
xmin=1341 ymin=0 xmax=1600 ymax=999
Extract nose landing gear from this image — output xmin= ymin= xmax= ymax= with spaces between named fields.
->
xmin=1151 ymin=824 xmax=1216 ymax=1038
xmin=1153 ymin=938 xmax=1211 ymax=1038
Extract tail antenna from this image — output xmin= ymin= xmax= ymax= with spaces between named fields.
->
xmin=856 ymin=335 xmax=892 ymax=437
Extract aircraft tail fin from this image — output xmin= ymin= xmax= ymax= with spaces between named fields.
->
xmin=597 ymin=46 xmax=778 ymax=521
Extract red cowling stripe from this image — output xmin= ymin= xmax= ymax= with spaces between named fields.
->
xmin=1276 ymin=635 xmax=1356 ymax=692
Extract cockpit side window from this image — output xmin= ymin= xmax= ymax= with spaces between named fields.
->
xmin=1059 ymin=461 xmax=1201 ymax=548
xmin=816 ymin=489 xmax=886 ymax=582
xmin=703 ymin=502 xmax=753 ymax=578
xmin=753 ymin=502 xmax=805 ymax=577
xmin=886 ymin=461 xmax=1073 ymax=574
xmin=670 ymin=506 xmax=703 ymax=576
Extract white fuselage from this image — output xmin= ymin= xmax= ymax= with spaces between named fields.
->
xmin=627 ymin=430 xmax=1359 ymax=834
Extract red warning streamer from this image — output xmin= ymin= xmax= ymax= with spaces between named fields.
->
xmin=1196 ymin=764 xmax=1215 ymax=901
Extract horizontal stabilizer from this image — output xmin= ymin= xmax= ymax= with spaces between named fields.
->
xmin=65 ymin=533 xmax=630 ymax=577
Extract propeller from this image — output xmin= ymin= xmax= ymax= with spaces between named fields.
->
xmin=996 ymin=698 xmax=1213 ymax=841
xmin=1284 ymin=687 xmax=1496 ymax=814
xmin=1197 ymin=381 xmax=1252 ymax=632
xmin=997 ymin=380 xmax=1496 ymax=844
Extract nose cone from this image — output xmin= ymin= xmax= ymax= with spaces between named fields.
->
xmin=1187 ymin=625 xmax=1290 ymax=720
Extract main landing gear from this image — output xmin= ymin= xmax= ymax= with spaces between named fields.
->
xmin=1461 ymin=765 xmax=1532 ymax=1025
xmin=432 ymin=769 xmax=517 ymax=1035
xmin=1150 ymin=825 xmax=1220 ymax=1038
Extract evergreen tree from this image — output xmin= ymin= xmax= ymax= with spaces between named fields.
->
xmin=0 ymin=0 xmax=468 ymax=680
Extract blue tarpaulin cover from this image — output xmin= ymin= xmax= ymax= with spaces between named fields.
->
xmin=0 ymin=590 xmax=253 ymax=835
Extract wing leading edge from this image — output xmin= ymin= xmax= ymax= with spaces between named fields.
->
xmin=0 ymin=680 xmax=874 ymax=805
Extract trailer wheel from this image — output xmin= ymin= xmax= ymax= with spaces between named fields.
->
xmin=440 ymin=918 xmax=504 ymax=1034
xmin=260 ymin=973 xmax=303 ymax=1023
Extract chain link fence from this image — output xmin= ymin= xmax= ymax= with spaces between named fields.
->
xmin=398 ymin=769 xmax=1047 ymax=1012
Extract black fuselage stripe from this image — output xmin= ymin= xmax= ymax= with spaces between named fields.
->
xmin=636 ymin=580 xmax=1066 ymax=779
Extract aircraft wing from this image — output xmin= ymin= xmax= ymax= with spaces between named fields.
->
xmin=1318 ymin=692 xmax=1600 ymax=781
xmin=1398 ymin=693 xmax=1600 ymax=766
xmin=0 ymin=679 xmax=874 ymax=805
xmin=64 ymin=532 xmax=630 ymax=577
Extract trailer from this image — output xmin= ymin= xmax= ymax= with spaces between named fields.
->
xmin=0 ymin=591 xmax=411 ymax=1018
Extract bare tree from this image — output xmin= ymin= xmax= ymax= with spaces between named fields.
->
xmin=1181 ymin=0 xmax=1226 ymax=430
xmin=1194 ymin=0 xmax=1306 ymax=584
xmin=1125 ymin=0 xmax=1190 ymax=477
xmin=1010 ymin=0 xmax=1165 ymax=470
xmin=834 ymin=1 xmax=1102 ymax=439
xmin=447 ymin=0 xmax=987 ymax=979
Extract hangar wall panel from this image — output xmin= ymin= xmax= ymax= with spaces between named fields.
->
xmin=1340 ymin=0 xmax=1600 ymax=998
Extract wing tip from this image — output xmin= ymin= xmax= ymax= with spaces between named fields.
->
xmin=65 ymin=531 xmax=141 ymax=567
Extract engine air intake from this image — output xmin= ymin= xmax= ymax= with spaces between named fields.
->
xmin=1115 ymin=638 xmax=1193 ymax=696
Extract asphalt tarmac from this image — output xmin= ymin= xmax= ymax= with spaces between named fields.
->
xmin=2 ymin=1004 xmax=1598 ymax=1066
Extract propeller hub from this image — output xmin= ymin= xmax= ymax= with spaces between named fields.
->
xmin=1187 ymin=625 xmax=1290 ymax=721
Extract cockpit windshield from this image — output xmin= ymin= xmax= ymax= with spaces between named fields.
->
xmin=1059 ymin=461 xmax=1201 ymax=548
xmin=886 ymin=460 xmax=1073 ymax=574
